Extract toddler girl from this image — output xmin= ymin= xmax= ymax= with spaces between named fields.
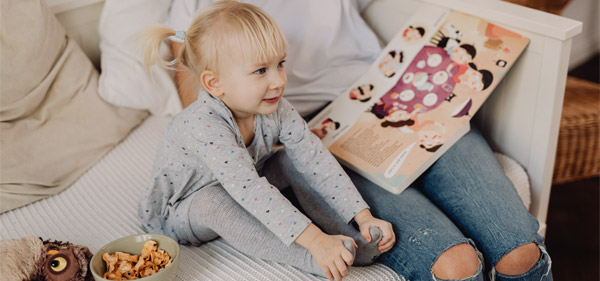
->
xmin=137 ymin=1 xmax=395 ymax=280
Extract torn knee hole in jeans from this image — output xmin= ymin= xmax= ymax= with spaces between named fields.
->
xmin=430 ymin=242 xmax=483 ymax=281
xmin=489 ymin=244 xmax=552 ymax=281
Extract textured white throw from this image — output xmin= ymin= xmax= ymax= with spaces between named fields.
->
xmin=0 ymin=116 xmax=401 ymax=281
xmin=0 ymin=115 xmax=529 ymax=280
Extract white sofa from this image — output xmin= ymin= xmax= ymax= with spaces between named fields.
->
xmin=0 ymin=0 xmax=581 ymax=280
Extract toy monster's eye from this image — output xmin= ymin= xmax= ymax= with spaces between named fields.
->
xmin=49 ymin=255 xmax=68 ymax=273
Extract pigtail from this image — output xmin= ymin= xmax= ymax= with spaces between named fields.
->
xmin=139 ymin=0 xmax=287 ymax=83
xmin=178 ymin=35 xmax=199 ymax=75
xmin=140 ymin=24 xmax=177 ymax=73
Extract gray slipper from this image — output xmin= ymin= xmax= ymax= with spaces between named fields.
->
xmin=353 ymin=227 xmax=383 ymax=266
xmin=369 ymin=227 xmax=383 ymax=244
xmin=343 ymin=239 xmax=356 ymax=259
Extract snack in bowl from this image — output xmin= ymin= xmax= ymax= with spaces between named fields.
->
xmin=90 ymin=233 xmax=180 ymax=281
xmin=102 ymin=240 xmax=172 ymax=280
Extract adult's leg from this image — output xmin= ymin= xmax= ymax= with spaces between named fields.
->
xmin=420 ymin=126 xmax=552 ymax=280
xmin=347 ymin=167 xmax=485 ymax=281
xmin=187 ymin=184 xmax=323 ymax=276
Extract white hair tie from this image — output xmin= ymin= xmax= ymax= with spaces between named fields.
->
xmin=175 ymin=30 xmax=186 ymax=41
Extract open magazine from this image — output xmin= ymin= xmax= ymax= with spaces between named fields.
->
xmin=307 ymin=4 xmax=530 ymax=194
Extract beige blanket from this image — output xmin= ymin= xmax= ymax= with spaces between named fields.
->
xmin=0 ymin=0 xmax=147 ymax=213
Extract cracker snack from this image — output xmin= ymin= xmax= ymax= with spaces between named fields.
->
xmin=102 ymin=240 xmax=172 ymax=280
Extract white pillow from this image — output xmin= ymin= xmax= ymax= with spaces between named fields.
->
xmin=98 ymin=0 xmax=182 ymax=116
xmin=166 ymin=0 xmax=382 ymax=117
xmin=494 ymin=153 xmax=531 ymax=210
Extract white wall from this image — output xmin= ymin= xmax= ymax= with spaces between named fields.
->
xmin=561 ymin=0 xmax=599 ymax=69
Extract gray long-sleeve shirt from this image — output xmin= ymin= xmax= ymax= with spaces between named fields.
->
xmin=138 ymin=90 xmax=369 ymax=246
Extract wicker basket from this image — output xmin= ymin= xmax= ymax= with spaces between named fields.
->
xmin=552 ymin=76 xmax=600 ymax=184
xmin=503 ymin=0 xmax=570 ymax=14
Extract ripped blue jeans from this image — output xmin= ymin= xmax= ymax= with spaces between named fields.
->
xmin=346 ymin=125 xmax=552 ymax=281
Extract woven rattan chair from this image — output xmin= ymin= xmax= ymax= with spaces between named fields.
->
xmin=502 ymin=0 xmax=599 ymax=184
xmin=553 ymin=76 xmax=600 ymax=184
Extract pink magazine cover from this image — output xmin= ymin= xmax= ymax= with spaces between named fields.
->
xmin=308 ymin=4 xmax=530 ymax=194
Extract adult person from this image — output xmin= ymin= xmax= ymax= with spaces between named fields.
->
xmin=166 ymin=1 xmax=552 ymax=280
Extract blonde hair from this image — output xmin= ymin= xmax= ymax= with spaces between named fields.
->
xmin=142 ymin=0 xmax=287 ymax=78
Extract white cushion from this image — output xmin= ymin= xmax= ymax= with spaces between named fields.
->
xmin=1 ymin=0 xmax=147 ymax=213
xmin=98 ymin=0 xmax=182 ymax=116
xmin=166 ymin=0 xmax=382 ymax=116
xmin=495 ymin=152 xmax=531 ymax=210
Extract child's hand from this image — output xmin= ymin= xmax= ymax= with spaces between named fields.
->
xmin=354 ymin=209 xmax=395 ymax=253
xmin=309 ymin=233 xmax=356 ymax=281
xmin=296 ymin=224 xmax=356 ymax=280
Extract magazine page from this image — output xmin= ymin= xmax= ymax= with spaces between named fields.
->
xmin=308 ymin=4 xmax=530 ymax=193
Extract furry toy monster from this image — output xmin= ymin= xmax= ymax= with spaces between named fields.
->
xmin=0 ymin=237 xmax=93 ymax=281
